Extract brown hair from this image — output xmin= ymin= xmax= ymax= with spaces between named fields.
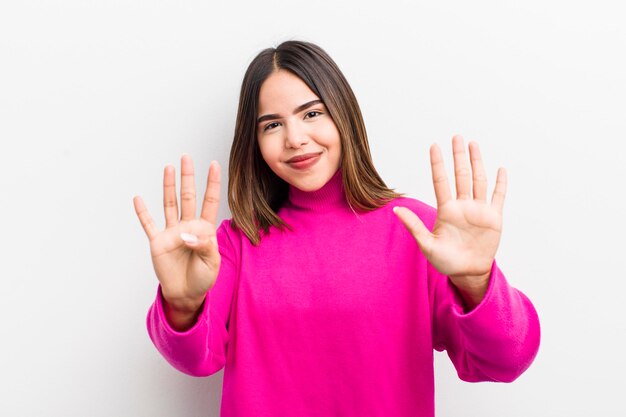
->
xmin=228 ymin=40 xmax=402 ymax=245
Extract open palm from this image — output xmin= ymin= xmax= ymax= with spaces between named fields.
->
xmin=394 ymin=135 xmax=507 ymax=280
xmin=133 ymin=155 xmax=222 ymax=310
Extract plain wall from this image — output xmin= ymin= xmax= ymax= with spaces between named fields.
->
xmin=1 ymin=0 xmax=625 ymax=416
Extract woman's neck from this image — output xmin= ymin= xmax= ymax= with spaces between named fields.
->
xmin=286 ymin=169 xmax=346 ymax=211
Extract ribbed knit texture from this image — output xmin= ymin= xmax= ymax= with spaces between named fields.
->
xmin=147 ymin=169 xmax=540 ymax=417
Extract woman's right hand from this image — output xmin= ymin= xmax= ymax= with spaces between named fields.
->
xmin=133 ymin=155 xmax=221 ymax=327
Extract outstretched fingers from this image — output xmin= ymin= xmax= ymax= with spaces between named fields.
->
xmin=452 ymin=135 xmax=472 ymax=200
xmin=163 ymin=164 xmax=178 ymax=228
xmin=491 ymin=167 xmax=508 ymax=213
xmin=430 ymin=144 xmax=452 ymax=206
xmin=468 ymin=141 xmax=488 ymax=202
xmin=133 ymin=196 xmax=158 ymax=240
xmin=180 ymin=154 xmax=197 ymax=221
xmin=200 ymin=161 xmax=221 ymax=225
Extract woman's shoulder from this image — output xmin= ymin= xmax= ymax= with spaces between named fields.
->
xmin=216 ymin=218 xmax=234 ymax=233
xmin=216 ymin=218 xmax=242 ymax=246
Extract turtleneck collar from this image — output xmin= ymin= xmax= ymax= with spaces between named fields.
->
xmin=286 ymin=168 xmax=347 ymax=211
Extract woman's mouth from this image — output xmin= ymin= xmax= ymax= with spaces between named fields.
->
xmin=286 ymin=152 xmax=322 ymax=170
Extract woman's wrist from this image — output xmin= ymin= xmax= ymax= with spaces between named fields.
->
xmin=161 ymin=292 xmax=206 ymax=331
xmin=449 ymin=271 xmax=491 ymax=311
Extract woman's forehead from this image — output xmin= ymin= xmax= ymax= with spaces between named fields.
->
xmin=257 ymin=70 xmax=320 ymax=114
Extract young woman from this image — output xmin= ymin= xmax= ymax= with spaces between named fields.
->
xmin=133 ymin=40 xmax=540 ymax=417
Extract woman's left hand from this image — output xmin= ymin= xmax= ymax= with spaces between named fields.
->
xmin=393 ymin=135 xmax=507 ymax=307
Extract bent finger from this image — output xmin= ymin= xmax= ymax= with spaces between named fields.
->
xmin=181 ymin=232 xmax=219 ymax=263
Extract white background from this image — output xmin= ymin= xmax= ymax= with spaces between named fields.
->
xmin=1 ymin=1 xmax=625 ymax=416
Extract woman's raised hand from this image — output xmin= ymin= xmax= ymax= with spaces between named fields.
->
xmin=393 ymin=135 xmax=507 ymax=307
xmin=133 ymin=155 xmax=221 ymax=322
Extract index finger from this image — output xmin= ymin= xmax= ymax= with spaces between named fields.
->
xmin=430 ymin=144 xmax=452 ymax=206
xmin=490 ymin=167 xmax=508 ymax=213
xmin=200 ymin=161 xmax=221 ymax=225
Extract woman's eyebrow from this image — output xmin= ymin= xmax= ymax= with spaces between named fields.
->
xmin=257 ymin=99 xmax=323 ymax=124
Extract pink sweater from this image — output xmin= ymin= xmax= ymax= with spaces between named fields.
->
xmin=147 ymin=169 xmax=540 ymax=416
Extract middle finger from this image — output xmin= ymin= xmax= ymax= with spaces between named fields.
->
xmin=180 ymin=154 xmax=196 ymax=221
xmin=452 ymin=135 xmax=471 ymax=199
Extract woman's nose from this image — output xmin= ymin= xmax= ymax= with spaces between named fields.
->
xmin=284 ymin=123 xmax=309 ymax=149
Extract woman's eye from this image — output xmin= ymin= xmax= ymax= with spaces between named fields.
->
xmin=264 ymin=122 xmax=280 ymax=131
xmin=305 ymin=111 xmax=321 ymax=119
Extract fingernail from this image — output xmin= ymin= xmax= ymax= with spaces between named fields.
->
xmin=180 ymin=233 xmax=199 ymax=244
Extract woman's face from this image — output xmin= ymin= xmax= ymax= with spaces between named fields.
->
xmin=256 ymin=70 xmax=342 ymax=192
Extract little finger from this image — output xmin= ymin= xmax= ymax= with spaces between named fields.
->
xmin=134 ymin=196 xmax=158 ymax=240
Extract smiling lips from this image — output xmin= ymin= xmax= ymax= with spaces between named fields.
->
xmin=286 ymin=152 xmax=322 ymax=169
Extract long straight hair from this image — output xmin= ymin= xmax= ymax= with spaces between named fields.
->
xmin=228 ymin=40 xmax=402 ymax=245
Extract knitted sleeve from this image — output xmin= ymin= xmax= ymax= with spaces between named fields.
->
xmin=409 ymin=201 xmax=541 ymax=382
xmin=430 ymin=260 xmax=541 ymax=382
xmin=145 ymin=219 xmax=239 ymax=377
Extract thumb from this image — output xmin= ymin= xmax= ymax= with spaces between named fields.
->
xmin=180 ymin=233 xmax=217 ymax=260
xmin=393 ymin=206 xmax=433 ymax=254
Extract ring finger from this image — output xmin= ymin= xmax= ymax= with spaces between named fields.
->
xmin=163 ymin=164 xmax=178 ymax=228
